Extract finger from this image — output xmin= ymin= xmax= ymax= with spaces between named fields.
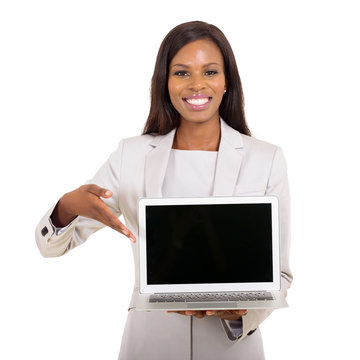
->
xmin=204 ymin=310 xmax=242 ymax=319
xmin=94 ymin=204 xmax=136 ymax=242
xmin=107 ymin=216 xmax=136 ymax=242
xmin=185 ymin=310 xmax=196 ymax=316
xmin=194 ymin=312 xmax=206 ymax=319
xmin=94 ymin=206 xmax=123 ymax=231
xmin=228 ymin=309 xmax=247 ymax=317
xmin=94 ymin=204 xmax=127 ymax=232
xmin=115 ymin=223 xmax=136 ymax=242
xmin=82 ymin=185 xmax=135 ymax=242
xmin=206 ymin=309 xmax=246 ymax=316
xmin=233 ymin=309 xmax=247 ymax=316
xmin=188 ymin=311 xmax=206 ymax=318
xmin=95 ymin=212 xmax=128 ymax=237
xmin=85 ymin=184 xmax=112 ymax=198
xmin=128 ymin=232 xmax=137 ymax=243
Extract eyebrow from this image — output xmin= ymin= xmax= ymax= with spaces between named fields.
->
xmin=171 ymin=62 xmax=221 ymax=68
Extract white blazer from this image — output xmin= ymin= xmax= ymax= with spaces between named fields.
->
xmin=36 ymin=119 xmax=292 ymax=360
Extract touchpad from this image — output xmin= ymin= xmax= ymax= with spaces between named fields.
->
xmin=186 ymin=302 xmax=238 ymax=309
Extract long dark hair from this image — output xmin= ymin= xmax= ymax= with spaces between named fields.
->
xmin=143 ymin=21 xmax=251 ymax=136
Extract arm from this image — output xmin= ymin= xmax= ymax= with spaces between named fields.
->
xmin=35 ymin=139 xmax=135 ymax=258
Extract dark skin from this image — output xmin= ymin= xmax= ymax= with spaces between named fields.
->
xmin=51 ymin=39 xmax=246 ymax=322
xmin=51 ymin=184 xmax=136 ymax=242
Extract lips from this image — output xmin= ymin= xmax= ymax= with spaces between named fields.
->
xmin=182 ymin=94 xmax=212 ymax=110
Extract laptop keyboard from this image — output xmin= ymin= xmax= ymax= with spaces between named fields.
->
xmin=149 ymin=292 xmax=274 ymax=303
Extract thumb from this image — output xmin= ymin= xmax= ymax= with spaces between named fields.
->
xmin=102 ymin=189 xmax=113 ymax=198
xmin=85 ymin=184 xmax=113 ymax=198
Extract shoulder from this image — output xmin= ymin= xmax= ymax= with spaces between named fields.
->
xmin=112 ymin=133 xmax=157 ymax=154
xmin=111 ymin=132 xmax=168 ymax=164
xmin=240 ymin=134 xmax=287 ymax=175
xmin=117 ymin=129 xmax=175 ymax=154
xmin=241 ymin=134 xmax=279 ymax=154
xmin=238 ymin=134 xmax=287 ymax=176
xmin=221 ymin=118 xmax=280 ymax=157
xmin=121 ymin=133 xmax=156 ymax=147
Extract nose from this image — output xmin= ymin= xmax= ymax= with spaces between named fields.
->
xmin=189 ymin=73 xmax=205 ymax=92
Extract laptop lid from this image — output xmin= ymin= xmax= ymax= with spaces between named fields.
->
xmin=138 ymin=196 xmax=280 ymax=294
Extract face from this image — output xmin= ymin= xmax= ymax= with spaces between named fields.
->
xmin=168 ymin=39 xmax=226 ymax=126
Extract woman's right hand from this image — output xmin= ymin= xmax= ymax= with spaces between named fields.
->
xmin=50 ymin=184 xmax=136 ymax=242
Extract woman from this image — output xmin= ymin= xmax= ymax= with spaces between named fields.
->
xmin=36 ymin=21 xmax=292 ymax=359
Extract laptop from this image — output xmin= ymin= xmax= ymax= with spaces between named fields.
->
xmin=135 ymin=196 xmax=287 ymax=311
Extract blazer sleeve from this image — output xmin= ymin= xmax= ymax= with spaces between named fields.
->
xmin=239 ymin=146 xmax=293 ymax=341
xmin=35 ymin=140 xmax=125 ymax=258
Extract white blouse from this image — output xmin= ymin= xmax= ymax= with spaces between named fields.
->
xmin=162 ymin=149 xmax=218 ymax=197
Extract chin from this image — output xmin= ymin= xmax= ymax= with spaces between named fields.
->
xmin=180 ymin=112 xmax=219 ymax=125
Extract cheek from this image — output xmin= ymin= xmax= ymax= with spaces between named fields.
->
xmin=168 ymin=83 xmax=183 ymax=104
xmin=213 ymin=85 xmax=226 ymax=101
xmin=214 ymin=79 xmax=226 ymax=93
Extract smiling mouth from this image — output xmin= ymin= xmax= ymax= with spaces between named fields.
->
xmin=184 ymin=97 xmax=211 ymax=105
xmin=181 ymin=94 xmax=213 ymax=111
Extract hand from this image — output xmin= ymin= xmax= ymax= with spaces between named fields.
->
xmin=167 ymin=309 xmax=247 ymax=320
xmin=51 ymin=184 xmax=136 ymax=242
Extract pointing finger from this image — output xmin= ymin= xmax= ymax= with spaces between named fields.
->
xmin=101 ymin=211 xmax=136 ymax=242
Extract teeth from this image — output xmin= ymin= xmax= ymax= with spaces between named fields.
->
xmin=186 ymin=98 xmax=209 ymax=105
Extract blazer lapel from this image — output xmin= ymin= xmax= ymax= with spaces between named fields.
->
xmin=213 ymin=119 xmax=244 ymax=196
xmin=144 ymin=119 xmax=244 ymax=197
xmin=144 ymin=129 xmax=176 ymax=197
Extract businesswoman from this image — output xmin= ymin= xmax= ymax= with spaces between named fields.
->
xmin=36 ymin=21 xmax=292 ymax=359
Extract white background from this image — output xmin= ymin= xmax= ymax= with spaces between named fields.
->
xmin=1 ymin=0 xmax=359 ymax=359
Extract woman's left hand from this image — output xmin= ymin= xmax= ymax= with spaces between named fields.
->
xmin=167 ymin=309 xmax=247 ymax=320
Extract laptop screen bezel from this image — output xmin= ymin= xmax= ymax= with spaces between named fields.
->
xmin=138 ymin=196 xmax=280 ymax=294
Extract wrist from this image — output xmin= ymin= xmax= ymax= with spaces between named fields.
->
xmin=50 ymin=196 xmax=77 ymax=227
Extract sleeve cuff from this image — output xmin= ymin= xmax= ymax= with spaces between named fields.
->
xmin=48 ymin=217 xmax=74 ymax=236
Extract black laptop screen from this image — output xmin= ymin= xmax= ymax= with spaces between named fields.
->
xmin=145 ymin=203 xmax=273 ymax=285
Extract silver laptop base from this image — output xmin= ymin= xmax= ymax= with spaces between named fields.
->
xmin=136 ymin=292 xmax=288 ymax=311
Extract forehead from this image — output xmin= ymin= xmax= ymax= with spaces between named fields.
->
xmin=170 ymin=39 xmax=224 ymax=66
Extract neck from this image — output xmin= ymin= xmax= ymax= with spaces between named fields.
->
xmin=172 ymin=118 xmax=221 ymax=151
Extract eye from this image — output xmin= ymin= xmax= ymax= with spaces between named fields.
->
xmin=173 ymin=70 xmax=190 ymax=77
xmin=205 ymin=70 xmax=218 ymax=76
